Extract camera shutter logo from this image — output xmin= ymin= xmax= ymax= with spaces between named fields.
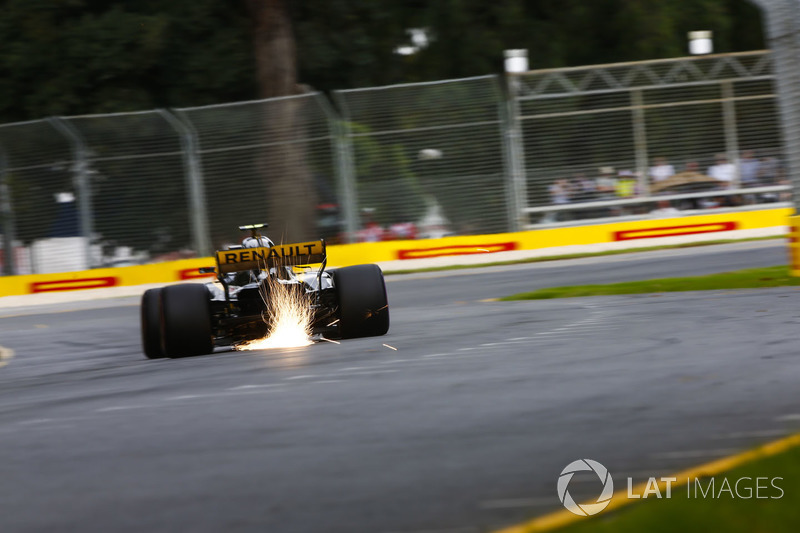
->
xmin=557 ymin=459 xmax=614 ymax=516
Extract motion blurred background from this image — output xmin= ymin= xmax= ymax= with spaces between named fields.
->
xmin=0 ymin=0 xmax=789 ymax=275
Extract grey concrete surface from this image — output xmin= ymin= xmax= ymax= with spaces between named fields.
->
xmin=0 ymin=241 xmax=798 ymax=532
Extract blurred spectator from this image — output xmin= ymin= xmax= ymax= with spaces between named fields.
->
xmin=661 ymin=161 xmax=708 ymax=209
xmin=758 ymin=155 xmax=780 ymax=186
xmin=387 ymin=221 xmax=417 ymax=240
xmin=649 ymin=157 xmax=675 ymax=183
xmin=740 ymin=150 xmax=760 ymax=188
xmin=707 ymin=154 xmax=736 ymax=187
xmin=596 ymin=166 xmax=617 ymax=199
xmin=780 ymin=178 xmax=792 ymax=202
xmin=570 ymin=173 xmax=597 ymax=202
xmin=549 ymin=178 xmax=571 ymax=204
xmin=650 ymin=199 xmax=680 ymax=217
xmin=615 ymin=170 xmax=637 ymax=198
xmin=683 ymin=160 xmax=701 ymax=173
xmin=315 ymin=202 xmax=343 ymax=243
xmin=416 ymin=202 xmax=452 ymax=239
xmin=357 ymin=208 xmax=385 ymax=242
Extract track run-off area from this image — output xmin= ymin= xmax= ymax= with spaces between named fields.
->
xmin=1 ymin=240 xmax=799 ymax=533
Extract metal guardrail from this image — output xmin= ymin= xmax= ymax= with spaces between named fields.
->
xmin=524 ymin=185 xmax=790 ymax=228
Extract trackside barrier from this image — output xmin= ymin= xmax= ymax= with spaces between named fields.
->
xmin=789 ymin=215 xmax=800 ymax=276
xmin=0 ymin=208 xmax=791 ymax=298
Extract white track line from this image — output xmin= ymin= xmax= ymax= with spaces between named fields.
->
xmin=775 ymin=414 xmax=800 ymax=422
xmin=167 ymin=388 xmax=284 ymax=401
xmin=0 ymin=344 xmax=15 ymax=369
xmin=334 ymin=369 xmax=399 ymax=377
xmin=17 ymin=418 xmax=54 ymax=425
xmin=95 ymin=406 xmax=151 ymax=412
xmin=227 ymin=384 xmax=285 ymax=391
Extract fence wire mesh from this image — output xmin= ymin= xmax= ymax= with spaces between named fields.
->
xmin=0 ymin=50 xmax=798 ymax=275
xmin=756 ymin=0 xmax=800 ymax=211
xmin=60 ymin=111 xmax=190 ymax=265
xmin=334 ymin=75 xmax=509 ymax=239
xmin=176 ymin=93 xmax=338 ymax=249
xmin=512 ymin=51 xmax=790 ymax=226
xmin=0 ymin=120 xmax=76 ymax=274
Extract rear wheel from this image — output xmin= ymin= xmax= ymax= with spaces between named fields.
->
xmin=140 ymin=288 xmax=165 ymax=359
xmin=333 ymin=264 xmax=390 ymax=339
xmin=160 ymin=284 xmax=214 ymax=358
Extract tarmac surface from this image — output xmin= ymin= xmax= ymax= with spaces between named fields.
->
xmin=1 ymin=240 xmax=798 ymax=532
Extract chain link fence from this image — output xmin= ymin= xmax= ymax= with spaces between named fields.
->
xmin=0 ymin=119 xmax=75 ymax=274
xmin=0 ymin=51 xmax=796 ymax=275
xmin=334 ymin=75 xmax=509 ymax=239
xmin=60 ymin=111 xmax=191 ymax=267
xmin=175 ymin=93 xmax=338 ymax=251
xmin=509 ymin=51 xmax=791 ymax=227
xmin=753 ymin=0 xmax=800 ymax=211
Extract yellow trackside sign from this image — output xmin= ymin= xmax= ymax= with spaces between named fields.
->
xmin=215 ymin=240 xmax=326 ymax=273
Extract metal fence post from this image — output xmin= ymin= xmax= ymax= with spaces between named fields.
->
xmin=504 ymin=75 xmax=528 ymax=232
xmin=789 ymin=0 xmax=800 ymax=209
xmin=631 ymin=89 xmax=650 ymax=197
xmin=721 ymin=81 xmax=742 ymax=188
xmin=318 ymin=94 xmax=359 ymax=243
xmin=335 ymin=122 xmax=360 ymax=244
xmin=499 ymin=86 xmax=518 ymax=231
xmin=48 ymin=117 xmax=94 ymax=269
xmin=751 ymin=0 xmax=800 ymax=210
xmin=0 ymin=145 xmax=17 ymax=275
xmin=159 ymin=109 xmax=212 ymax=257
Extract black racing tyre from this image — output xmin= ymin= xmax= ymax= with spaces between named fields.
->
xmin=160 ymin=284 xmax=214 ymax=358
xmin=140 ymin=288 xmax=165 ymax=359
xmin=333 ymin=264 xmax=390 ymax=339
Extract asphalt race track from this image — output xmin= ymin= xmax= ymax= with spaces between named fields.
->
xmin=1 ymin=240 xmax=799 ymax=533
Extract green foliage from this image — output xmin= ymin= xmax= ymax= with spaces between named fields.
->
xmin=392 ymin=0 xmax=763 ymax=82
xmin=0 ymin=0 xmax=766 ymax=122
xmin=290 ymin=0 xmax=410 ymax=91
xmin=502 ymin=265 xmax=800 ymax=301
xmin=0 ymin=0 xmax=253 ymax=122
xmin=346 ymin=121 xmax=427 ymax=224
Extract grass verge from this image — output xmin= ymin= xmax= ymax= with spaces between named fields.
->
xmin=501 ymin=265 xmax=800 ymax=301
xmin=555 ymin=443 xmax=800 ymax=533
xmin=383 ymin=235 xmax=782 ymax=276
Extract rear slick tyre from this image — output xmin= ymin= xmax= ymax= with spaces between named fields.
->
xmin=160 ymin=284 xmax=214 ymax=358
xmin=333 ymin=264 xmax=390 ymax=339
xmin=141 ymin=288 xmax=165 ymax=359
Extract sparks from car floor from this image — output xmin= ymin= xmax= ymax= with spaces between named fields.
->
xmin=236 ymin=269 xmax=313 ymax=351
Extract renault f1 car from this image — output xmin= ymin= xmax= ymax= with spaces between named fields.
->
xmin=140 ymin=224 xmax=389 ymax=358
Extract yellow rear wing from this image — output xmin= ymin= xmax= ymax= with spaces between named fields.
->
xmin=215 ymin=240 xmax=326 ymax=274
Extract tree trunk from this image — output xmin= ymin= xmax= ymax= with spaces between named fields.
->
xmin=246 ymin=0 xmax=317 ymax=242
xmin=246 ymin=0 xmax=296 ymax=98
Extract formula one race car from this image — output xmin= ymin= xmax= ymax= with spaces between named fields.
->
xmin=140 ymin=224 xmax=389 ymax=359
